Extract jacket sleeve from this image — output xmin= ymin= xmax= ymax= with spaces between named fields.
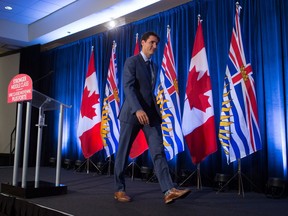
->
xmin=122 ymin=56 xmax=142 ymax=114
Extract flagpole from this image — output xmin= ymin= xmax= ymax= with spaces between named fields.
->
xmin=107 ymin=156 xmax=114 ymax=176
xmin=237 ymin=158 xmax=244 ymax=195
xmin=196 ymin=164 xmax=202 ymax=190
xmin=86 ymin=158 xmax=90 ymax=174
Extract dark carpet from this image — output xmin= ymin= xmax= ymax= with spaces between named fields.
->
xmin=0 ymin=166 xmax=287 ymax=216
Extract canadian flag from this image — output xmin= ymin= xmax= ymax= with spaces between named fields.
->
xmin=182 ymin=18 xmax=217 ymax=164
xmin=77 ymin=50 xmax=103 ymax=159
xmin=129 ymin=33 xmax=149 ymax=159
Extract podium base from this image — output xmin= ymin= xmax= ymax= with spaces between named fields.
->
xmin=1 ymin=181 xmax=67 ymax=198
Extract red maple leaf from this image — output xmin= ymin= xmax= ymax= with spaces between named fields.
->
xmin=186 ymin=66 xmax=211 ymax=112
xmin=80 ymin=87 xmax=100 ymax=119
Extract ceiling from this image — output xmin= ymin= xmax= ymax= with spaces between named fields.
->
xmin=0 ymin=0 xmax=191 ymax=55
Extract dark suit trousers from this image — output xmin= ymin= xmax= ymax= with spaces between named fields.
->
xmin=114 ymin=121 xmax=174 ymax=193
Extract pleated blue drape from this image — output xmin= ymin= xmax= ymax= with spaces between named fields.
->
xmin=39 ymin=0 xmax=288 ymax=185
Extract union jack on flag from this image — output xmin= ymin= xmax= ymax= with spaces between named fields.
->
xmin=219 ymin=3 xmax=262 ymax=164
xmin=101 ymin=41 xmax=120 ymax=158
xmin=157 ymin=26 xmax=185 ymax=160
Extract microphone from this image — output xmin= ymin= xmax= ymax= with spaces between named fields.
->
xmin=33 ymin=70 xmax=54 ymax=84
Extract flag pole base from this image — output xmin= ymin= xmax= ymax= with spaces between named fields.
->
xmin=179 ymin=164 xmax=202 ymax=190
xmin=216 ymin=159 xmax=260 ymax=197
xmin=73 ymin=158 xmax=101 ymax=174
xmin=93 ymin=157 xmax=114 ymax=176
xmin=127 ymin=159 xmax=140 ymax=181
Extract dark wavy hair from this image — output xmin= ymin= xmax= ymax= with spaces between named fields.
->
xmin=141 ymin=31 xmax=160 ymax=42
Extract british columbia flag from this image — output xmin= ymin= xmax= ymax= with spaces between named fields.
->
xmin=157 ymin=26 xmax=185 ymax=160
xmin=101 ymin=41 xmax=120 ymax=158
xmin=219 ymin=3 xmax=262 ymax=164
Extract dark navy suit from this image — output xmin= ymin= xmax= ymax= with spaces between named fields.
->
xmin=114 ymin=53 xmax=174 ymax=193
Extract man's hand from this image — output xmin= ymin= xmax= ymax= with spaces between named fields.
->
xmin=136 ymin=110 xmax=149 ymax=125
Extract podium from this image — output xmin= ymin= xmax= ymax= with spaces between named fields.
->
xmin=1 ymin=89 xmax=72 ymax=198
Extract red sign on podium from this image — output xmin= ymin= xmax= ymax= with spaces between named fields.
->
xmin=7 ymin=74 xmax=33 ymax=103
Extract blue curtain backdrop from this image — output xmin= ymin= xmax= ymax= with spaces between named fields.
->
xmin=37 ymin=0 xmax=288 ymax=187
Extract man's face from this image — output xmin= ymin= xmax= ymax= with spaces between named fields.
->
xmin=141 ymin=35 xmax=159 ymax=58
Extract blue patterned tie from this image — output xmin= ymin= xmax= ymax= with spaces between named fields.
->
xmin=146 ymin=61 xmax=154 ymax=87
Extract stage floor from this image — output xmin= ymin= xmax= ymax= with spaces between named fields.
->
xmin=0 ymin=166 xmax=287 ymax=216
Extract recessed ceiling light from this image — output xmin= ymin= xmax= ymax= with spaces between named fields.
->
xmin=108 ymin=20 xmax=116 ymax=28
xmin=5 ymin=6 xmax=13 ymax=10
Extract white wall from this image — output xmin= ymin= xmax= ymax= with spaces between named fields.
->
xmin=0 ymin=53 xmax=20 ymax=153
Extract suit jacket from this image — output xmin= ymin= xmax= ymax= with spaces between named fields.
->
xmin=119 ymin=54 xmax=161 ymax=126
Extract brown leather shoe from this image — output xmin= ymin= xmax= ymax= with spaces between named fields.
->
xmin=114 ymin=191 xmax=131 ymax=202
xmin=164 ymin=188 xmax=191 ymax=204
